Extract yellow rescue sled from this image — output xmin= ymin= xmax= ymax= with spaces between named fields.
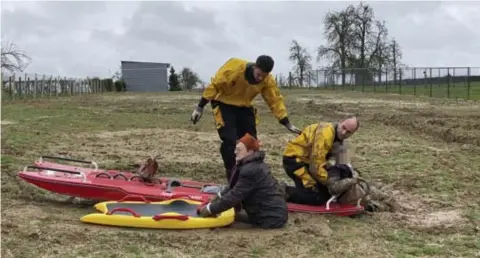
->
xmin=80 ymin=198 xmax=235 ymax=229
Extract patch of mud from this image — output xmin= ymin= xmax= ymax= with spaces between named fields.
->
xmin=391 ymin=190 xmax=430 ymax=213
xmin=372 ymin=111 xmax=480 ymax=146
xmin=395 ymin=210 xmax=468 ymax=230
xmin=295 ymin=93 xmax=480 ymax=146
xmin=296 ymin=96 xmax=431 ymax=109
xmin=1 ymin=120 xmax=17 ymax=125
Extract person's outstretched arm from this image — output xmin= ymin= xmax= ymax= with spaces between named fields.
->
xmin=261 ymin=76 xmax=301 ymax=134
xmin=260 ymin=76 xmax=288 ymax=123
xmin=207 ymin=170 xmax=255 ymax=215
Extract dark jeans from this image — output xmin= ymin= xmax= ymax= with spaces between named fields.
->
xmin=211 ymin=100 xmax=257 ymax=181
xmin=282 ymin=156 xmax=331 ymax=206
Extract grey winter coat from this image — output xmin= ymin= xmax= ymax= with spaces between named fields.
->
xmin=209 ymin=151 xmax=288 ymax=229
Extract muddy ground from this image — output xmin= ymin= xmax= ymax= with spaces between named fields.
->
xmin=1 ymin=90 xmax=479 ymax=257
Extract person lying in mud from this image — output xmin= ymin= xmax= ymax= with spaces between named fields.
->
xmin=197 ymin=133 xmax=288 ymax=229
xmin=280 ymin=116 xmax=400 ymax=212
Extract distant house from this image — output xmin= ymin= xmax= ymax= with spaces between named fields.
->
xmin=120 ymin=60 xmax=170 ymax=92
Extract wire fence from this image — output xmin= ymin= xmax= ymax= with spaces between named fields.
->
xmin=1 ymin=72 xmax=120 ymax=100
xmin=276 ymin=66 xmax=480 ymax=100
xmin=3 ymin=67 xmax=480 ymax=101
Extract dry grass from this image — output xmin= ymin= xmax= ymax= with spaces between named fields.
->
xmin=2 ymin=89 xmax=480 ymax=258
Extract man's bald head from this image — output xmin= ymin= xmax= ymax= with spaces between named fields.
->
xmin=336 ymin=116 xmax=359 ymax=140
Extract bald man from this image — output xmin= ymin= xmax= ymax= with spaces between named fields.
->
xmin=281 ymin=117 xmax=360 ymax=205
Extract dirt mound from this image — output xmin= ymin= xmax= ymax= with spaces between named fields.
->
xmin=294 ymin=96 xmax=480 ymax=146
xmin=372 ymin=111 xmax=480 ymax=146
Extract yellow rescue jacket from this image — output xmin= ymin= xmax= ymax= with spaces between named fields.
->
xmin=283 ymin=123 xmax=336 ymax=189
xmin=202 ymin=57 xmax=288 ymax=121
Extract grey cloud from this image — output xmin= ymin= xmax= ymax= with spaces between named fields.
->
xmin=1 ymin=1 xmax=479 ymax=80
xmin=120 ymin=1 xmax=236 ymax=53
xmin=1 ymin=1 xmax=107 ymax=39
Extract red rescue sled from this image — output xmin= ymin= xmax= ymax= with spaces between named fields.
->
xmin=18 ymin=156 xmax=364 ymax=216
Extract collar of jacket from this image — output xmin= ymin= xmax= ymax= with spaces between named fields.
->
xmin=237 ymin=151 xmax=265 ymax=166
xmin=333 ymin=123 xmax=342 ymax=143
xmin=244 ymin=62 xmax=260 ymax=85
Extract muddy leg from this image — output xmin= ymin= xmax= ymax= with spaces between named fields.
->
xmin=364 ymin=185 xmax=401 ymax=212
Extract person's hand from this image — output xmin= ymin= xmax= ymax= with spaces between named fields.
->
xmin=209 ymin=191 xmax=222 ymax=202
xmin=285 ymin=123 xmax=301 ymax=134
xmin=197 ymin=203 xmax=212 ymax=217
xmin=191 ymin=105 xmax=203 ymax=124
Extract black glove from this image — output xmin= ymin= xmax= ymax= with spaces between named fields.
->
xmin=285 ymin=123 xmax=301 ymax=134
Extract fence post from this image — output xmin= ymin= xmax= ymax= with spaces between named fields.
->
xmin=41 ymin=75 xmax=45 ymax=98
xmin=429 ymin=68 xmax=433 ymax=98
xmin=8 ymin=76 xmax=13 ymax=100
xmin=27 ymin=76 xmax=31 ymax=99
xmin=18 ymin=76 xmax=23 ymax=99
xmin=70 ymin=78 xmax=73 ymax=96
xmin=467 ymin=67 xmax=471 ymax=100
xmin=34 ymin=74 xmax=38 ymax=99
xmin=54 ymin=77 xmax=58 ymax=97
xmin=413 ymin=68 xmax=416 ymax=96
xmin=49 ymin=75 xmax=53 ymax=98
xmin=447 ymin=67 xmax=451 ymax=98
xmin=24 ymin=73 xmax=27 ymax=98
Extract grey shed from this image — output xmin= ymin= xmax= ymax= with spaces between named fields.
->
xmin=120 ymin=61 xmax=170 ymax=92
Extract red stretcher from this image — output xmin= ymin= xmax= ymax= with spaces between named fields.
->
xmin=18 ymin=156 xmax=364 ymax=216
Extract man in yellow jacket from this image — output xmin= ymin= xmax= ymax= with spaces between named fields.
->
xmin=282 ymin=117 xmax=360 ymax=205
xmin=191 ymin=55 xmax=301 ymax=181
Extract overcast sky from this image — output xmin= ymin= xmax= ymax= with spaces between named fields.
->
xmin=1 ymin=1 xmax=479 ymax=81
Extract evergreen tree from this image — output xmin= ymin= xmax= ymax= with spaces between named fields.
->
xmin=168 ymin=66 xmax=181 ymax=91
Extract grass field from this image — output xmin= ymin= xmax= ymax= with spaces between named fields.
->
xmin=304 ymin=82 xmax=480 ymax=101
xmin=2 ymin=90 xmax=480 ymax=258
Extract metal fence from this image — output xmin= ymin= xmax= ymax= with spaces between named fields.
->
xmin=276 ymin=66 xmax=480 ymax=100
xmin=1 ymin=72 xmax=112 ymax=100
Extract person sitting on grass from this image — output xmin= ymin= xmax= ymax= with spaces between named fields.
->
xmin=197 ymin=133 xmax=288 ymax=229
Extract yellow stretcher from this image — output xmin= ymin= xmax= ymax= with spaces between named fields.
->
xmin=80 ymin=198 xmax=235 ymax=229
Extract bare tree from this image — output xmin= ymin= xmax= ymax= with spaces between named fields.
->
xmin=1 ymin=40 xmax=32 ymax=73
xmin=351 ymin=2 xmax=374 ymax=70
xmin=350 ymin=3 xmax=391 ymax=85
xmin=111 ymin=64 xmax=123 ymax=81
xmin=387 ymin=38 xmax=403 ymax=84
xmin=317 ymin=5 xmax=357 ymax=86
xmin=315 ymin=2 xmax=402 ymax=87
xmin=289 ymin=39 xmax=312 ymax=87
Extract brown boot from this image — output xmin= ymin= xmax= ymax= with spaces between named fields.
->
xmin=137 ymin=156 xmax=159 ymax=182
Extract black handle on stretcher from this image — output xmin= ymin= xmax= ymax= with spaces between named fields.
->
xmin=26 ymin=165 xmax=82 ymax=175
xmin=40 ymin=155 xmax=94 ymax=165
xmin=165 ymin=179 xmax=214 ymax=193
